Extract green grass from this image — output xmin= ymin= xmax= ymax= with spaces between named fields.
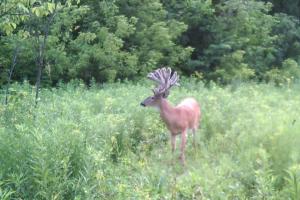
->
xmin=0 ymin=80 xmax=300 ymax=199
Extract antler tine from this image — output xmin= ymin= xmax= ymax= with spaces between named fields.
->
xmin=169 ymin=71 xmax=180 ymax=86
xmin=157 ymin=68 xmax=166 ymax=84
xmin=165 ymin=69 xmax=179 ymax=90
xmin=147 ymin=67 xmax=179 ymax=95
xmin=165 ymin=67 xmax=172 ymax=81
xmin=147 ymin=71 xmax=162 ymax=84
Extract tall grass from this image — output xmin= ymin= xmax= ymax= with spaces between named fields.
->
xmin=0 ymin=80 xmax=299 ymax=199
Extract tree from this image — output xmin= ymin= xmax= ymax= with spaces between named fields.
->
xmin=0 ymin=1 xmax=28 ymax=104
xmin=4 ymin=37 xmax=20 ymax=105
xmin=117 ymin=0 xmax=193 ymax=75
xmin=24 ymin=0 xmax=78 ymax=105
xmin=263 ymin=0 xmax=300 ymax=18
xmin=161 ymin=0 xmax=215 ymax=75
xmin=273 ymin=13 xmax=300 ymax=65
xmin=204 ymin=0 xmax=278 ymax=82
xmin=65 ymin=0 xmax=138 ymax=82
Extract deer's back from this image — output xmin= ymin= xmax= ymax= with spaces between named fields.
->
xmin=175 ymin=97 xmax=200 ymax=129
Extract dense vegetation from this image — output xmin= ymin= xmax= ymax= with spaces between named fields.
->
xmin=1 ymin=0 xmax=300 ymax=86
xmin=0 ymin=81 xmax=300 ymax=199
xmin=1 ymin=1 xmax=300 ymax=199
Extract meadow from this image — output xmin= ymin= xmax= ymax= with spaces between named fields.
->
xmin=0 ymin=80 xmax=300 ymax=199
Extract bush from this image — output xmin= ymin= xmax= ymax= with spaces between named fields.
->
xmin=265 ymin=58 xmax=300 ymax=85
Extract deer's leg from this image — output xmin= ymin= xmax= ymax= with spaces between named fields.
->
xmin=192 ymin=128 xmax=197 ymax=148
xmin=171 ymin=134 xmax=176 ymax=153
xmin=180 ymin=129 xmax=187 ymax=165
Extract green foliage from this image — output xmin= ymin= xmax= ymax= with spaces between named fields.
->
xmin=264 ymin=58 xmax=300 ymax=85
xmin=273 ymin=13 xmax=300 ymax=65
xmin=211 ymin=50 xmax=255 ymax=83
xmin=204 ymin=0 xmax=278 ymax=81
xmin=117 ymin=0 xmax=193 ymax=74
xmin=263 ymin=0 xmax=300 ymax=18
xmin=2 ymin=0 xmax=300 ymax=84
xmin=0 ymin=0 xmax=29 ymax=35
xmin=0 ymin=81 xmax=300 ymax=199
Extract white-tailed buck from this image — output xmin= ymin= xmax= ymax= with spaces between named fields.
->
xmin=140 ymin=67 xmax=201 ymax=165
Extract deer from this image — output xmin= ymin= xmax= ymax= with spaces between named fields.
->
xmin=140 ymin=67 xmax=201 ymax=165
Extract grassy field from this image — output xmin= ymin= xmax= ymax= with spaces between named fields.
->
xmin=0 ymin=80 xmax=300 ymax=199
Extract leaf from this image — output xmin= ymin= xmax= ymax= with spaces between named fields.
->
xmin=10 ymin=23 xmax=17 ymax=29
xmin=2 ymin=23 xmax=13 ymax=35
xmin=17 ymin=3 xmax=29 ymax=13
xmin=32 ymin=7 xmax=41 ymax=17
xmin=46 ymin=2 xmax=55 ymax=13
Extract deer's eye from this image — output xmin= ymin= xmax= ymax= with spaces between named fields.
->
xmin=151 ymin=97 xmax=155 ymax=99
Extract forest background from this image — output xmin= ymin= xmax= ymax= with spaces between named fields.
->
xmin=1 ymin=0 xmax=300 ymax=86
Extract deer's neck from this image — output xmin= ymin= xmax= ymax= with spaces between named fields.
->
xmin=159 ymin=98 xmax=175 ymax=125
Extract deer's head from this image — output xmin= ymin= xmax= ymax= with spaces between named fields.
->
xmin=140 ymin=67 xmax=179 ymax=107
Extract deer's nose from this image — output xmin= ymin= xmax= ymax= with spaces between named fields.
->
xmin=140 ymin=102 xmax=146 ymax=107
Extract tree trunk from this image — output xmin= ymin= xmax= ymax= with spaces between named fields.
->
xmin=4 ymin=46 xmax=19 ymax=105
xmin=34 ymin=10 xmax=56 ymax=107
xmin=35 ymin=43 xmax=43 ymax=106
